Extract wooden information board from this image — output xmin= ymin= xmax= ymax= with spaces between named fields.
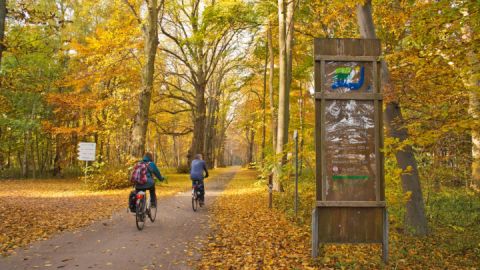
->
xmin=312 ymin=38 xmax=387 ymax=263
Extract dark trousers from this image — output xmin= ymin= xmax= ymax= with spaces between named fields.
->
xmin=192 ymin=179 xmax=205 ymax=200
xmin=136 ymin=185 xmax=157 ymax=205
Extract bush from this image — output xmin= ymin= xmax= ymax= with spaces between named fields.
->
xmin=176 ymin=163 xmax=190 ymax=174
xmin=83 ymin=161 xmax=132 ymax=190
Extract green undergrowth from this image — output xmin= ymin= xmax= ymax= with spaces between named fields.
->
xmin=267 ymin=167 xmax=480 ymax=268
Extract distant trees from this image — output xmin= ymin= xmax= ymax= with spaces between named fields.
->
xmin=159 ymin=0 xmax=255 ymax=167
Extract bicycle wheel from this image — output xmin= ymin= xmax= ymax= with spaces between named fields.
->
xmin=192 ymin=189 xmax=198 ymax=212
xmin=148 ymin=197 xmax=157 ymax=222
xmin=136 ymin=197 xmax=146 ymax=231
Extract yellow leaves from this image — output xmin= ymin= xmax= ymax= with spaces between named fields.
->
xmin=196 ymin=169 xmax=315 ymax=269
xmin=0 ymin=170 xmax=208 ymax=256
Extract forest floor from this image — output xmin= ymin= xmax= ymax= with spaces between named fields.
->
xmin=0 ymin=167 xmax=478 ymax=269
xmin=196 ymin=169 xmax=480 ymax=270
xmin=0 ymin=167 xmax=231 ymax=257
xmin=0 ymin=167 xmax=236 ymax=269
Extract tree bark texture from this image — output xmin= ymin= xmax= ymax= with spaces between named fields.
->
xmin=357 ymin=0 xmax=428 ymax=235
xmin=131 ymin=0 xmax=160 ymax=158
xmin=262 ymin=31 xmax=268 ymax=163
xmin=191 ymin=81 xmax=207 ymax=162
xmin=268 ymin=22 xmax=277 ymax=152
xmin=467 ymin=52 xmax=480 ymax=187
xmin=276 ymin=0 xmax=288 ymax=158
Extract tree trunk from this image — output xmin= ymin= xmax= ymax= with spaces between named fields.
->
xmin=467 ymin=51 xmax=480 ymax=187
xmin=31 ymin=134 xmax=36 ymax=179
xmin=268 ymin=22 xmax=277 ymax=152
xmin=0 ymin=0 xmax=6 ymax=66
xmin=262 ymin=32 xmax=268 ymax=164
xmin=190 ymin=82 xmax=207 ymax=163
xmin=357 ymin=0 xmax=428 ymax=236
xmin=276 ymin=0 xmax=288 ymax=159
xmin=131 ymin=0 xmax=159 ymax=158
xmin=274 ymin=0 xmax=293 ymax=191
xmin=22 ymin=132 xmax=28 ymax=178
xmin=205 ymin=92 xmax=218 ymax=169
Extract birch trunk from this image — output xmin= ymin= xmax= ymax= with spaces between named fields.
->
xmin=357 ymin=0 xmax=428 ymax=235
xmin=131 ymin=0 xmax=159 ymax=157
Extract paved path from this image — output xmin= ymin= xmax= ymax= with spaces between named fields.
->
xmin=0 ymin=168 xmax=238 ymax=270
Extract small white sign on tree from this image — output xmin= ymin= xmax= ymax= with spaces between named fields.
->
xmin=78 ymin=142 xmax=96 ymax=161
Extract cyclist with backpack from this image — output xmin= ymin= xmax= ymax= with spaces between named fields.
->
xmin=190 ymin=154 xmax=209 ymax=206
xmin=131 ymin=152 xmax=164 ymax=208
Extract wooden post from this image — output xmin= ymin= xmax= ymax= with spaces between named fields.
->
xmin=311 ymin=207 xmax=319 ymax=257
xmin=268 ymin=173 xmax=273 ymax=208
xmin=382 ymin=209 xmax=389 ymax=264
xmin=294 ymin=130 xmax=299 ymax=217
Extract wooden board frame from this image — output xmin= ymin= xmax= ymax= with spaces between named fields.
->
xmin=312 ymin=38 xmax=387 ymax=263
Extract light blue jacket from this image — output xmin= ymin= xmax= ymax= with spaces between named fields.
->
xmin=190 ymin=159 xmax=208 ymax=181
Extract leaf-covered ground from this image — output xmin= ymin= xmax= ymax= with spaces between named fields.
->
xmin=196 ymin=169 xmax=479 ymax=269
xmin=0 ymin=170 xmax=229 ymax=257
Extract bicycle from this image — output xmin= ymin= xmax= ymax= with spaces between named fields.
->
xmin=191 ymin=180 xmax=204 ymax=212
xmin=134 ymin=189 xmax=157 ymax=230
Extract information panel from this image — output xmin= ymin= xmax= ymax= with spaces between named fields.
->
xmin=312 ymin=38 xmax=387 ymax=263
xmin=325 ymin=99 xmax=376 ymax=201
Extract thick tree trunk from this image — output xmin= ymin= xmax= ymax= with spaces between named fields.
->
xmin=205 ymin=97 xmax=214 ymax=168
xmin=0 ymin=0 xmax=6 ymax=66
xmin=274 ymin=0 xmax=287 ymax=191
xmin=357 ymin=0 xmax=428 ymax=235
xmin=205 ymin=91 xmax=219 ymax=168
xmin=131 ymin=0 xmax=159 ymax=158
xmin=190 ymin=82 xmax=207 ymax=163
xmin=267 ymin=22 xmax=277 ymax=151
xmin=467 ymin=52 xmax=480 ymax=187
xmin=276 ymin=0 xmax=288 ymax=159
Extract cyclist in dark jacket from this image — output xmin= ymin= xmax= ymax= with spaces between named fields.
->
xmin=190 ymin=154 xmax=208 ymax=205
xmin=136 ymin=152 xmax=164 ymax=208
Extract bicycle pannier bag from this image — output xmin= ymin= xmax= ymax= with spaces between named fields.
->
xmin=128 ymin=190 xmax=137 ymax=212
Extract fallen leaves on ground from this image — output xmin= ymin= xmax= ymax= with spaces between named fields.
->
xmin=196 ymin=169 xmax=480 ymax=269
xmin=0 ymin=170 xmax=216 ymax=256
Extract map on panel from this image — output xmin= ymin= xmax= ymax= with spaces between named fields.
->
xmin=325 ymin=62 xmax=373 ymax=93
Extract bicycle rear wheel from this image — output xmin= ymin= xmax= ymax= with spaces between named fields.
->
xmin=148 ymin=199 xmax=157 ymax=222
xmin=136 ymin=198 xmax=146 ymax=230
xmin=192 ymin=190 xmax=198 ymax=212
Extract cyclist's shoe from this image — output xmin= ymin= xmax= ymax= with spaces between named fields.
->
xmin=151 ymin=201 xmax=157 ymax=208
